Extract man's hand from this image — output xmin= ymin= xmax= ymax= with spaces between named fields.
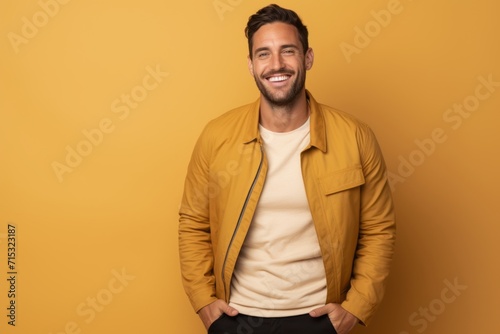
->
xmin=198 ymin=299 xmax=239 ymax=329
xmin=310 ymin=303 xmax=358 ymax=334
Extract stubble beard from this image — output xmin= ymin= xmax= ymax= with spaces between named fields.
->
xmin=254 ymin=67 xmax=306 ymax=109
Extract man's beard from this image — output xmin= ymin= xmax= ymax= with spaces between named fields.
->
xmin=254 ymin=67 xmax=306 ymax=108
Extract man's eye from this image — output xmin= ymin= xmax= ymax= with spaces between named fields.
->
xmin=283 ymin=49 xmax=295 ymax=55
xmin=258 ymin=52 xmax=270 ymax=58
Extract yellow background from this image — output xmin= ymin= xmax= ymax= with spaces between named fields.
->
xmin=1 ymin=0 xmax=499 ymax=333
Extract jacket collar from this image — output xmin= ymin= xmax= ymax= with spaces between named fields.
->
xmin=243 ymin=90 xmax=327 ymax=153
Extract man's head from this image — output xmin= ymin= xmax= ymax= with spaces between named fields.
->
xmin=245 ymin=4 xmax=309 ymax=59
xmin=245 ymin=4 xmax=313 ymax=108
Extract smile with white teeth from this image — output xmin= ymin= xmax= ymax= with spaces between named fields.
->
xmin=267 ymin=75 xmax=290 ymax=82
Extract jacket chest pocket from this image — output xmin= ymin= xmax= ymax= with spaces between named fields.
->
xmin=319 ymin=166 xmax=365 ymax=195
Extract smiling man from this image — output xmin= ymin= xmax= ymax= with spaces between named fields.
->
xmin=178 ymin=4 xmax=396 ymax=334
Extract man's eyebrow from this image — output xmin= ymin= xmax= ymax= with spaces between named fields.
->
xmin=253 ymin=44 xmax=300 ymax=54
xmin=254 ymin=46 xmax=271 ymax=54
xmin=280 ymin=44 xmax=300 ymax=50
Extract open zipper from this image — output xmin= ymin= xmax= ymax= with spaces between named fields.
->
xmin=221 ymin=143 xmax=264 ymax=300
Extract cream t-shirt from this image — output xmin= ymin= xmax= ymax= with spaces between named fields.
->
xmin=229 ymin=117 xmax=327 ymax=317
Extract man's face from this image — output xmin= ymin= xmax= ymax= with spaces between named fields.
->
xmin=248 ymin=22 xmax=313 ymax=107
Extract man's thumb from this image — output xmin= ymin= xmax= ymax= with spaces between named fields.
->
xmin=309 ymin=305 xmax=330 ymax=317
xmin=224 ymin=303 xmax=239 ymax=316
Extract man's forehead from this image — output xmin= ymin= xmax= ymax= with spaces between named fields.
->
xmin=252 ymin=22 xmax=301 ymax=48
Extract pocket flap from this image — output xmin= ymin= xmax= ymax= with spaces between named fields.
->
xmin=319 ymin=166 xmax=365 ymax=195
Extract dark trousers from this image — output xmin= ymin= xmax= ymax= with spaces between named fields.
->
xmin=207 ymin=313 xmax=337 ymax=334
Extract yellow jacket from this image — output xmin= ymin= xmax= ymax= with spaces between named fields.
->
xmin=178 ymin=91 xmax=396 ymax=325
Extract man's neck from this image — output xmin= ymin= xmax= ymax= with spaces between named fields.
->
xmin=259 ymin=91 xmax=309 ymax=133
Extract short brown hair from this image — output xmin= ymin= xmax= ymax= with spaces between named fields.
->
xmin=245 ymin=4 xmax=309 ymax=59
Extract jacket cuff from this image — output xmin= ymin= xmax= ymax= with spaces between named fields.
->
xmin=340 ymin=288 xmax=378 ymax=326
xmin=188 ymin=288 xmax=218 ymax=313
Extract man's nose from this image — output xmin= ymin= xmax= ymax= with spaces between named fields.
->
xmin=270 ymin=52 xmax=285 ymax=70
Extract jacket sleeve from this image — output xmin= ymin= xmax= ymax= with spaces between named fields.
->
xmin=178 ymin=125 xmax=218 ymax=313
xmin=341 ymin=123 xmax=396 ymax=325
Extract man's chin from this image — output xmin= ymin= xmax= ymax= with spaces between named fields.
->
xmin=263 ymin=94 xmax=299 ymax=107
xmin=255 ymin=79 xmax=304 ymax=107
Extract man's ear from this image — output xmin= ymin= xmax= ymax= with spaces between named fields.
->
xmin=305 ymin=48 xmax=314 ymax=70
xmin=247 ymin=55 xmax=254 ymax=76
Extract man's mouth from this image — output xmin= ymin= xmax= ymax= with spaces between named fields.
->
xmin=266 ymin=74 xmax=292 ymax=83
xmin=267 ymin=75 xmax=290 ymax=82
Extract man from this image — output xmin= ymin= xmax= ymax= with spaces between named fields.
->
xmin=179 ymin=4 xmax=396 ymax=334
